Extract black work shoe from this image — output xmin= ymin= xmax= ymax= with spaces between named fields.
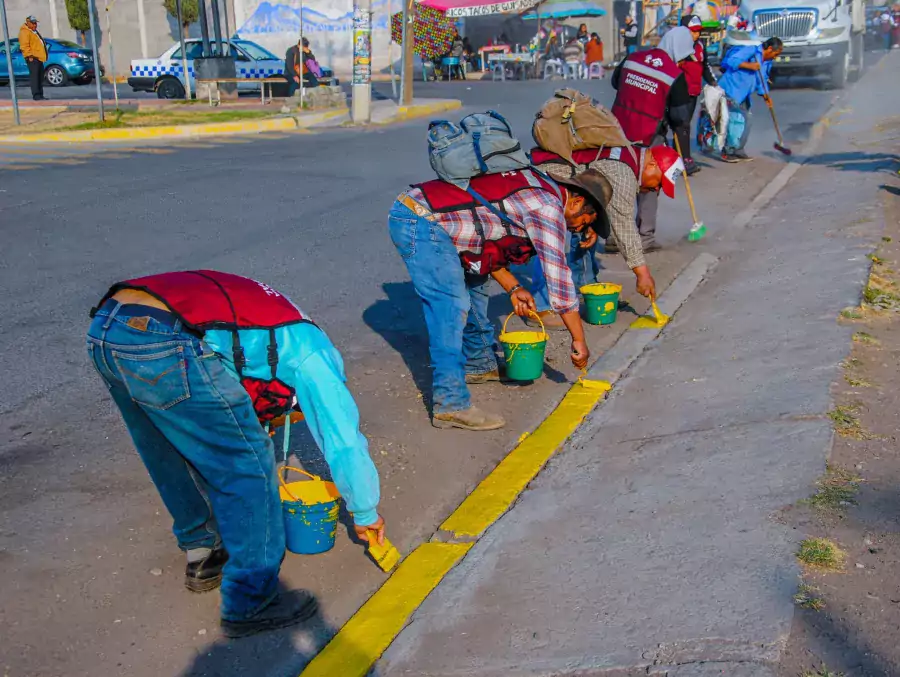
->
xmin=221 ymin=590 xmax=319 ymax=639
xmin=732 ymin=149 xmax=753 ymax=162
xmin=185 ymin=546 xmax=229 ymax=593
xmin=603 ymin=240 xmax=620 ymax=254
xmin=720 ymin=151 xmax=740 ymax=163
xmin=642 ymin=241 xmax=662 ymax=253
xmin=465 ymin=369 xmax=511 ymax=384
xmin=684 ymin=158 xmax=701 ymax=176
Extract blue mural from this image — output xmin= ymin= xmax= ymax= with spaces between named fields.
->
xmin=239 ymin=1 xmax=390 ymax=35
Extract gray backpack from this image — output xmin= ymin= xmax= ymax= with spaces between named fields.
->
xmin=427 ymin=110 xmax=530 ymax=188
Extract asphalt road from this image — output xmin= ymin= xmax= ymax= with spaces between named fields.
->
xmin=0 ymin=67 xmax=873 ymax=677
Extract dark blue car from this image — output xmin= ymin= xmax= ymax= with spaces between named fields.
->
xmin=0 ymin=38 xmax=105 ymax=87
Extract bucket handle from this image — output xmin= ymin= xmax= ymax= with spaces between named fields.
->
xmin=278 ymin=466 xmax=322 ymax=503
xmin=502 ymin=310 xmax=546 ymax=338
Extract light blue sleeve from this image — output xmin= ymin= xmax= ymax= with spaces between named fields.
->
xmin=283 ymin=327 xmax=381 ymax=527
xmin=721 ymin=45 xmax=754 ymax=71
xmin=757 ymin=58 xmax=773 ymax=96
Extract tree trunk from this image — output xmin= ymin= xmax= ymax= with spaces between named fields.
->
xmin=79 ymin=30 xmax=86 ymax=46
xmin=183 ymin=22 xmax=190 ymax=39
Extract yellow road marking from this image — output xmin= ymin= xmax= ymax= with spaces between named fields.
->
xmin=300 ymin=542 xmax=472 ymax=677
xmin=1 ymin=164 xmax=41 ymax=169
xmin=440 ymin=382 xmax=608 ymax=538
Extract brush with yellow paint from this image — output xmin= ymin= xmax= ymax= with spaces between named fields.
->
xmin=577 ymin=368 xmax=612 ymax=393
xmin=630 ymin=295 xmax=669 ymax=329
xmin=367 ymin=533 xmax=401 ymax=573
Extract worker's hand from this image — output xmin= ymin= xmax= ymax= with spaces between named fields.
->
xmin=293 ymin=75 xmax=301 ymax=83
xmin=579 ymin=228 xmax=598 ymax=249
xmin=510 ymin=287 xmax=537 ymax=317
xmin=633 ymin=265 xmax=656 ymax=299
xmin=355 ymin=515 xmax=386 ymax=546
xmin=571 ymin=339 xmax=590 ymax=370
xmin=763 ymin=93 xmax=773 ymax=107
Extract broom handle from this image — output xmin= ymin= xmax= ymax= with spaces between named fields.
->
xmin=757 ymin=70 xmax=785 ymax=146
xmin=672 ymin=134 xmax=700 ymax=225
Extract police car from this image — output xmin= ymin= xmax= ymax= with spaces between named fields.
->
xmin=128 ymin=39 xmax=286 ymax=99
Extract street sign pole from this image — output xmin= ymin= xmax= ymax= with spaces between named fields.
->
xmin=388 ymin=0 xmax=397 ymax=100
xmin=87 ymin=0 xmax=105 ymax=121
xmin=0 ymin=0 xmax=20 ymax=125
xmin=399 ymin=0 xmax=413 ymax=106
xmin=351 ymin=0 xmax=372 ymax=124
xmin=105 ymin=0 xmax=119 ymax=110
xmin=175 ymin=0 xmax=191 ymax=98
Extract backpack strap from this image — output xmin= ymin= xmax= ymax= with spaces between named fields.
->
xmin=266 ymin=327 xmax=279 ymax=379
xmin=466 ymin=187 xmax=519 ymax=234
xmin=232 ymin=330 xmax=246 ymax=378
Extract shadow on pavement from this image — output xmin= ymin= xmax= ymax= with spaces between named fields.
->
xmin=180 ymin=587 xmax=379 ymax=677
xmin=803 ymin=151 xmax=900 ymax=175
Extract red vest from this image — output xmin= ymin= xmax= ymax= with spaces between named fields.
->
xmin=412 ymin=170 xmax=560 ymax=276
xmin=95 ymin=271 xmax=313 ymax=423
xmin=680 ymin=41 xmax=704 ymax=97
xmin=531 ymin=146 xmax=642 ymax=182
xmin=414 ymin=169 xmax=558 ymax=214
xmin=611 ymin=48 xmax=682 ymax=146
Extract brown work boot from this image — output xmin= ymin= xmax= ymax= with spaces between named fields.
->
xmin=432 ymin=406 xmax=505 ymax=431
xmin=465 ymin=368 xmax=513 ymax=385
xmin=524 ymin=309 xmax=567 ymax=332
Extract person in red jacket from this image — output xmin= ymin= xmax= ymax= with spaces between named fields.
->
xmin=675 ymin=15 xmax=719 ymax=175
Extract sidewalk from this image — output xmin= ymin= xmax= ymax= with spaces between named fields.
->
xmin=373 ymin=55 xmax=900 ymax=677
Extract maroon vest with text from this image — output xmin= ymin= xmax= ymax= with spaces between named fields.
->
xmin=95 ymin=270 xmax=313 ymax=422
xmin=611 ymin=48 xmax=682 ymax=146
xmin=531 ymin=146 xmax=642 ymax=182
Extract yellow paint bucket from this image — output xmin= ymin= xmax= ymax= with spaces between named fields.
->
xmin=498 ymin=312 xmax=547 ymax=381
xmin=581 ymin=282 xmax=622 ymax=325
xmin=279 ymin=467 xmax=341 ymax=555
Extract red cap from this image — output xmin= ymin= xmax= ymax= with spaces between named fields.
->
xmin=687 ymin=15 xmax=703 ymax=31
xmin=649 ymin=145 xmax=684 ymax=198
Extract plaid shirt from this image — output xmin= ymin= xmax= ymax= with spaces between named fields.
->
xmin=401 ymin=183 xmax=578 ymax=314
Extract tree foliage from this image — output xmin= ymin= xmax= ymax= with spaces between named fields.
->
xmin=64 ymin=0 xmax=90 ymax=45
xmin=163 ymin=0 xmax=200 ymax=37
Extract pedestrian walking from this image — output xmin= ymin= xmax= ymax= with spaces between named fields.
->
xmin=674 ymin=15 xmax=719 ymax=175
xmin=611 ymin=27 xmax=694 ymax=251
xmin=717 ymin=37 xmax=783 ymax=162
xmin=18 ymin=15 xmax=47 ymax=101
xmin=87 ymin=271 xmax=385 ymax=638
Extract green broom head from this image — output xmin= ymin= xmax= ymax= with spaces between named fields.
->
xmin=687 ymin=222 xmax=707 ymax=242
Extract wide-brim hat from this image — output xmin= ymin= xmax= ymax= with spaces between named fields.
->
xmin=553 ymin=169 xmax=613 ymax=238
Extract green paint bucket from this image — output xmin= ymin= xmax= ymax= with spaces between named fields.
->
xmin=581 ymin=282 xmax=622 ymax=325
xmin=499 ymin=312 xmax=547 ymax=382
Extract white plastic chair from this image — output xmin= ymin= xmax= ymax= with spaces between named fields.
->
xmin=564 ymin=61 xmax=581 ymax=80
xmin=491 ymin=63 xmax=506 ymax=81
xmin=588 ymin=62 xmax=604 ymax=79
xmin=543 ymin=60 xmax=563 ymax=79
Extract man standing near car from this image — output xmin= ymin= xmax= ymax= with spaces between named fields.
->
xmin=18 ymin=15 xmax=47 ymax=101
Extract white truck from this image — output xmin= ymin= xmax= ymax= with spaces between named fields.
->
xmin=723 ymin=0 xmax=866 ymax=89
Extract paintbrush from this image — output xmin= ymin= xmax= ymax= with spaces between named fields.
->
xmin=368 ymin=535 xmax=401 ymax=573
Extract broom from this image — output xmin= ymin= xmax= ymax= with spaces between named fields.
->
xmin=758 ymin=71 xmax=792 ymax=156
xmin=672 ymin=134 xmax=706 ymax=241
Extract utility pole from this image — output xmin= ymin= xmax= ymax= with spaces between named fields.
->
xmin=175 ymin=0 xmax=191 ymax=98
xmin=105 ymin=0 xmax=119 ymax=110
xmin=87 ymin=0 xmax=105 ymax=121
xmin=351 ymin=0 xmax=372 ymax=123
xmin=0 ymin=0 xmax=19 ymax=125
xmin=388 ymin=0 xmax=397 ymax=100
xmin=399 ymin=0 xmax=414 ymax=106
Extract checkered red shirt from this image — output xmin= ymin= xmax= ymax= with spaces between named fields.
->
xmin=401 ymin=185 xmax=578 ymax=314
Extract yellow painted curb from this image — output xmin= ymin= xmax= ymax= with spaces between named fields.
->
xmin=0 ymin=108 xmax=347 ymax=143
xmin=440 ymin=383 xmax=608 ymax=538
xmin=300 ymin=542 xmax=472 ymax=677
xmin=382 ymin=99 xmax=462 ymax=125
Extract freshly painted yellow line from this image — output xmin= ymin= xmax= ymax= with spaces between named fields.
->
xmin=301 ymin=542 xmax=472 ymax=677
xmin=440 ymin=382 xmax=608 ymax=538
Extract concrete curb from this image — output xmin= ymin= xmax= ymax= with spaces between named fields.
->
xmin=375 ymin=99 xmax=462 ymax=126
xmin=0 ymin=108 xmax=348 ymax=143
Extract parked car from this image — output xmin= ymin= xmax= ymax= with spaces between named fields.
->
xmin=128 ymin=38 xmax=335 ymax=99
xmin=0 ymin=38 xmax=105 ymax=86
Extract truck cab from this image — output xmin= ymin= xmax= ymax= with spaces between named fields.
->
xmin=723 ymin=0 xmax=865 ymax=88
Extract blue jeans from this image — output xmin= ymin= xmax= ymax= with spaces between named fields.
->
xmin=387 ymin=201 xmax=498 ymax=414
xmin=725 ymin=98 xmax=752 ymax=154
xmin=531 ymin=232 xmax=595 ymax=313
xmin=87 ymin=302 xmax=284 ymax=621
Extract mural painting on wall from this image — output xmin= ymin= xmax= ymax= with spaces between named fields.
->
xmin=238 ymin=1 xmax=389 ymax=74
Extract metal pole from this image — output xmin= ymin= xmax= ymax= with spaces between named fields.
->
xmin=105 ymin=1 xmax=119 ymax=110
xmin=0 ymin=0 xmax=19 ymax=125
xmin=223 ymin=0 xmax=232 ymax=56
xmin=388 ymin=0 xmax=397 ymax=100
xmin=298 ymin=0 xmax=303 ymax=109
xmin=87 ymin=0 xmax=105 ymax=120
xmin=176 ymin=0 xmax=191 ymax=98
xmin=210 ymin=0 xmax=223 ymax=56
xmin=399 ymin=0 xmax=413 ymax=106
xmin=351 ymin=0 xmax=372 ymax=123
xmin=198 ymin=0 xmax=211 ymax=57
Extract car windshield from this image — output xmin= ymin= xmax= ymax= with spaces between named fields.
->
xmin=236 ymin=41 xmax=278 ymax=61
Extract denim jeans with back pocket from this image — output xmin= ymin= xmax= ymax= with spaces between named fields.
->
xmin=387 ymin=201 xmax=499 ymax=414
xmin=87 ymin=302 xmax=284 ymax=621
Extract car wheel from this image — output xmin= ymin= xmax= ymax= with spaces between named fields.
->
xmin=827 ymin=50 xmax=849 ymax=89
xmin=156 ymin=77 xmax=185 ymax=99
xmin=45 ymin=64 xmax=69 ymax=87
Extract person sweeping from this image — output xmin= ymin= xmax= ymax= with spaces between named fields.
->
xmin=87 ymin=271 xmax=384 ymax=638
xmin=674 ymin=15 xmax=719 ymax=175
xmin=388 ymin=112 xmax=612 ymax=431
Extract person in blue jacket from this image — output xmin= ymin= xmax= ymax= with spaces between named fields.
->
xmin=717 ymin=37 xmax=783 ymax=162
xmin=87 ymin=273 xmax=384 ymax=639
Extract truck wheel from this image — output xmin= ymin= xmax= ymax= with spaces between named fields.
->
xmin=849 ymin=34 xmax=864 ymax=82
xmin=827 ymin=51 xmax=849 ymax=89
xmin=156 ymin=77 xmax=185 ymax=99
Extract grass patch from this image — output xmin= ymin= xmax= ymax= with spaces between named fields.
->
xmin=803 ymin=666 xmax=844 ymax=677
xmin=805 ymin=464 xmax=861 ymax=511
xmin=845 ymin=374 xmax=872 ymax=388
xmin=798 ymin=538 xmax=846 ymax=571
xmin=883 ymin=236 xmax=893 ymax=243
xmin=827 ymin=403 xmax=875 ymax=439
xmin=840 ymin=307 xmax=864 ymax=320
xmin=852 ymin=331 xmax=880 ymax=345
xmin=793 ymin=583 xmax=826 ymax=611
xmin=59 ymin=108 xmax=275 ymax=131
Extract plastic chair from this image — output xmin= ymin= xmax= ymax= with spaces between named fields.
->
xmin=422 ymin=61 xmax=436 ymax=81
xmin=442 ymin=57 xmax=465 ymax=80
xmin=491 ymin=63 xmax=506 ymax=81
xmin=543 ymin=60 xmax=563 ymax=79
xmin=588 ymin=62 xmax=605 ymax=79
xmin=564 ymin=61 xmax=581 ymax=80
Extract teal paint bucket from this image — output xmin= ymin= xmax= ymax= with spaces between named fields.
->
xmin=279 ymin=467 xmax=340 ymax=555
